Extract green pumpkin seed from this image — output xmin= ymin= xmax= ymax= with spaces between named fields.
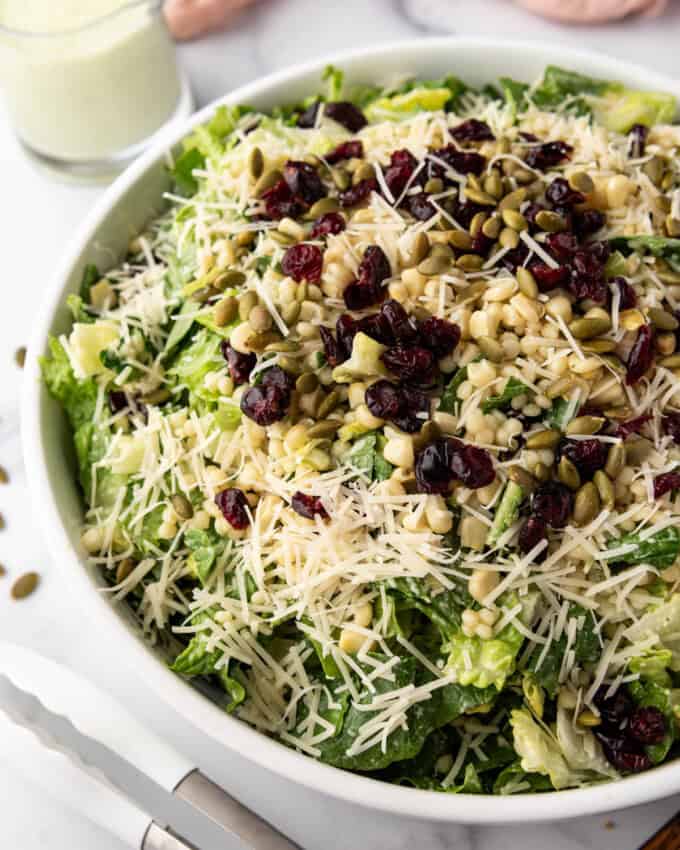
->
xmin=477 ymin=336 xmax=504 ymax=362
xmin=573 ymin=481 xmax=600 ymax=526
xmin=238 ymin=291 xmax=259 ymax=321
xmin=481 ymin=216 xmax=502 ymax=240
xmin=456 ymin=254 xmax=484 ymax=272
xmin=464 ymin=186 xmax=497 ymax=207
xmin=332 ymin=168 xmax=351 ymax=191
xmin=277 ymin=355 xmax=301 ymax=374
xmin=507 ymin=465 xmax=537 ymax=492
xmin=316 ymin=391 xmax=340 ymax=419
xmin=430 ymin=242 xmax=454 ymax=258
xmin=577 ymin=710 xmax=601 ymax=728
xmin=215 ymin=269 xmax=246 ymax=291
xmin=568 ymin=317 xmax=611 ymax=340
xmin=566 ymin=415 xmax=605 ymax=436
xmin=484 ymin=172 xmax=504 ymax=199
xmin=605 ymin=442 xmax=626 ymax=478
xmin=456 ymin=281 xmax=487 ymax=303
xmin=417 ymin=254 xmax=452 ymax=276
xmin=281 ymin=302 xmax=301 ymax=325
xmin=660 ymin=354 xmax=680 ymax=368
xmin=516 ymin=267 xmax=538 ymax=298
xmin=417 ymin=421 xmax=442 ymax=447
xmin=558 ymin=456 xmax=581 ymax=491
xmin=568 ymin=171 xmax=594 ymax=194
xmin=11 ymin=572 xmax=39 ymax=601
xmin=116 ymin=558 xmax=136 ymax=584
xmin=171 ymin=493 xmax=194 ymax=520
xmin=254 ymin=168 xmax=282 ymax=197
xmin=648 ymin=307 xmax=679 ymax=331
xmin=248 ymin=146 xmax=264 ymax=179
xmin=15 ymin=346 xmax=26 ymax=369
xmin=248 ymin=331 xmax=279 ymax=352
xmin=665 ymin=215 xmax=680 ymax=238
xmin=269 ymin=230 xmax=294 ymax=247
xmin=535 ymin=210 xmax=567 ymax=233
xmin=581 ymin=339 xmax=617 ymax=354
xmin=533 ymin=462 xmax=550 ymax=482
xmin=249 ymin=305 xmax=273 ymax=332
xmin=469 ymin=212 xmax=488 ymax=237
xmin=642 ymin=156 xmax=665 ymax=185
xmin=214 ymin=296 xmax=238 ymax=327
xmin=408 ymin=231 xmax=430 ymax=264
xmin=526 ymin=429 xmax=562 ymax=450
xmin=662 ymin=171 xmax=677 ymax=192
xmin=296 ymin=372 xmax=319 ymax=394
xmin=424 ymin=177 xmax=444 ymax=194
xmin=593 ymin=470 xmax=614 ymax=510
xmin=447 ymin=230 xmax=473 ymax=251
xmin=307 ymin=197 xmax=340 ymax=219
xmin=625 ymin=437 xmax=653 ymax=465
xmin=467 ymin=174 xmax=482 ymax=192
xmin=353 ymin=162 xmax=375 ymax=184
xmin=546 ymin=375 xmax=575 ymax=399
xmin=498 ymin=188 xmax=527 ymax=211
xmin=192 ymin=285 xmax=218 ymax=304
xmin=501 ymin=209 xmax=528 ymax=232
xmin=499 ymin=227 xmax=520 ymax=249
xmin=235 ymin=230 xmax=256 ymax=248
xmin=307 ymin=419 xmax=342 ymax=439
xmin=514 ymin=168 xmax=534 ymax=184
xmin=265 ymin=339 xmax=300 ymax=353
xmin=603 ymin=405 xmax=632 ymax=421
xmin=657 ymin=268 xmax=680 ymax=285
xmin=142 ymin=388 xmax=171 ymax=405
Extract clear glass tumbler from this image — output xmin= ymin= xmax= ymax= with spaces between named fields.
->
xmin=0 ymin=1 xmax=193 ymax=180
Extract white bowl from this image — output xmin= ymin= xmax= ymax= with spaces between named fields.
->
xmin=22 ymin=37 xmax=680 ymax=823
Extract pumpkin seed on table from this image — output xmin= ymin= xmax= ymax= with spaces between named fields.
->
xmin=533 ymin=462 xmax=550 ymax=482
xmin=507 ymin=465 xmax=537 ymax=492
xmin=265 ymin=339 xmax=300 ymax=353
xmin=215 ymin=269 xmax=246 ymax=291
xmin=417 ymin=254 xmax=451 ymax=276
xmin=464 ymin=186 xmax=497 ymax=207
xmin=316 ymin=390 xmax=340 ymax=419
xmin=456 ymin=254 xmax=484 ymax=272
xmin=142 ymin=388 xmax=171 ymax=405
xmin=469 ymin=212 xmax=488 ymax=236
xmin=307 ymin=419 xmax=341 ymax=438
xmin=424 ymin=177 xmax=444 ymax=194
xmin=546 ymin=375 xmax=575 ymax=399
xmin=15 ymin=346 xmax=27 ymax=369
xmin=11 ymin=572 xmax=40 ymax=600
xmin=516 ymin=267 xmax=538 ymax=298
xmin=568 ymin=171 xmax=594 ymax=194
xmin=481 ymin=216 xmax=502 ymax=239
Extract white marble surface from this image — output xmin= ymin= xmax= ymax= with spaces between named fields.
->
xmin=3 ymin=2 xmax=680 ymax=848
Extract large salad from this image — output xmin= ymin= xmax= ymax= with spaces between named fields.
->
xmin=43 ymin=64 xmax=680 ymax=794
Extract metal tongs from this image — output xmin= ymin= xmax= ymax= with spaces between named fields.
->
xmin=0 ymin=641 xmax=301 ymax=849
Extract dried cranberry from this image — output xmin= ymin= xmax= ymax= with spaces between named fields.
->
xmin=518 ymin=516 xmax=548 ymax=555
xmin=297 ymin=100 xmax=321 ymax=128
xmin=215 ymin=488 xmax=250 ymax=529
xmin=572 ymin=210 xmax=605 ymax=238
xmin=545 ymin=177 xmax=584 ymax=209
xmin=406 ymin=192 xmax=437 ymax=221
xmin=612 ymin=276 xmax=637 ymax=310
xmin=240 ymin=385 xmax=289 ymax=426
xmin=261 ymin=365 xmax=295 ymax=395
xmin=343 ymin=279 xmax=385 ymax=310
xmin=283 ymin=160 xmax=325 ymax=205
xmin=531 ymin=481 xmax=572 ymax=529
xmin=663 ymin=412 xmax=680 ymax=444
xmin=325 ymin=140 xmax=363 ymax=164
xmin=418 ymin=316 xmax=461 ymax=358
xmin=545 ymin=232 xmax=579 ymax=262
xmin=384 ymin=148 xmax=417 ymax=200
xmin=523 ymin=202 xmax=545 ymax=231
xmin=519 ymin=131 xmax=539 ymax=143
xmin=291 ymin=491 xmax=329 ymax=520
xmin=281 ymin=243 xmax=323 ymax=283
xmin=594 ymin=686 xmax=634 ymax=731
xmin=524 ymin=140 xmax=573 ymax=170
xmin=560 ymin=439 xmax=608 ymax=479
xmin=365 ymin=379 xmax=404 ymax=420
xmin=325 ymin=101 xmax=368 ymax=133
xmin=336 ymin=314 xmax=358 ymax=359
xmin=434 ymin=144 xmax=486 ymax=176
xmin=630 ymin=706 xmax=666 ymax=745
xmin=626 ymin=324 xmax=655 ymax=385
xmin=343 ymin=244 xmax=391 ymax=308
xmin=109 ymin=391 xmax=129 ymax=414
xmin=220 ymin=340 xmax=256 ymax=386
xmin=357 ymin=312 xmax=392 ymax=345
xmin=319 ymin=325 xmax=341 ymax=366
xmin=310 ymin=212 xmax=346 ymax=239
xmin=596 ymin=733 xmax=652 ymax=773
xmin=449 ymin=440 xmax=495 ymax=489
xmin=653 ymin=471 xmax=680 ymax=499
xmin=338 ymin=177 xmax=377 ymax=208
xmin=395 ymin=386 xmax=430 ymax=433
xmin=261 ymin=179 xmax=305 ymax=220
xmin=568 ymin=246 xmax=609 ymax=303
xmin=628 ymin=123 xmax=649 ymax=159
xmin=382 ymin=345 xmax=436 ymax=383
xmin=415 ymin=438 xmax=457 ymax=494
xmin=470 ymin=230 xmax=493 ymax=256
xmin=499 ymin=243 xmax=530 ymax=272
xmin=530 ymin=262 xmax=570 ymax=291
xmin=378 ymin=299 xmax=419 ymax=344
xmin=615 ymin=414 xmax=652 ymax=440
xmin=450 ymin=119 xmax=494 ymax=142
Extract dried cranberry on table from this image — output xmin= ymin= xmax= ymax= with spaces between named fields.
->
xmin=531 ymin=482 xmax=573 ymax=529
xmin=626 ymin=324 xmax=655 ymax=385
xmin=310 ymin=211 xmax=346 ymax=239
xmin=568 ymin=244 xmax=610 ymax=303
xmin=523 ymin=140 xmax=573 ymax=170
xmin=282 ymin=160 xmax=325 ymax=205
xmin=381 ymin=345 xmax=436 ymax=384
xmin=324 ymin=139 xmax=363 ymax=164
xmin=365 ymin=380 xmax=429 ymax=434
xmin=291 ymin=492 xmax=329 ymax=520
xmin=450 ymin=119 xmax=495 ymax=142
xmin=653 ymin=471 xmax=680 ymax=499
xmin=319 ymin=325 xmax=341 ymax=367
xmin=261 ymin=365 xmax=295 ymax=395
xmin=559 ymin=439 xmax=608 ymax=479
xmin=281 ymin=243 xmax=323 ymax=283
xmin=215 ymin=488 xmax=250 ymax=529
xmin=221 ymin=341 xmax=256 ymax=385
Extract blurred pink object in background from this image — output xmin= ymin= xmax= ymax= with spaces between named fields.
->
xmin=164 ymin=0 xmax=259 ymax=40
xmin=515 ymin=0 xmax=668 ymax=23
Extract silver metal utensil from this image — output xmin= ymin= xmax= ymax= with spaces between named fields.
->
xmin=0 ymin=641 xmax=301 ymax=850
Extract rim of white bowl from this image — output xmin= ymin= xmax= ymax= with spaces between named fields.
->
xmin=22 ymin=37 xmax=680 ymax=823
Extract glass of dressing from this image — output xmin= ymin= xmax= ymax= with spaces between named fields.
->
xmin=0 ymin=0 xmax=193 ymax=180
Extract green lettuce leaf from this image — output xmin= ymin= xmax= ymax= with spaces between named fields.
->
xmin=609 ymin=236 xmax=680 ymax=274
xmin=439 ymin=364 xmax=468 ymax=414
xmin=629 ymin=650 xmax=673 ymax=688
xmin=628 ymin=679 xmax=676 ymax=764
xmin=604 ymin=526 xmax=680 ymax=569
xmin=170 ymin=148 xmax=206 ymax=197
xmin=626 ymin=594 xmax=680 ymax=670
xmin=347 ymin=432 xmax=393 ymax=482
xmin=481 ymin=377 xmax=530 ymax=414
